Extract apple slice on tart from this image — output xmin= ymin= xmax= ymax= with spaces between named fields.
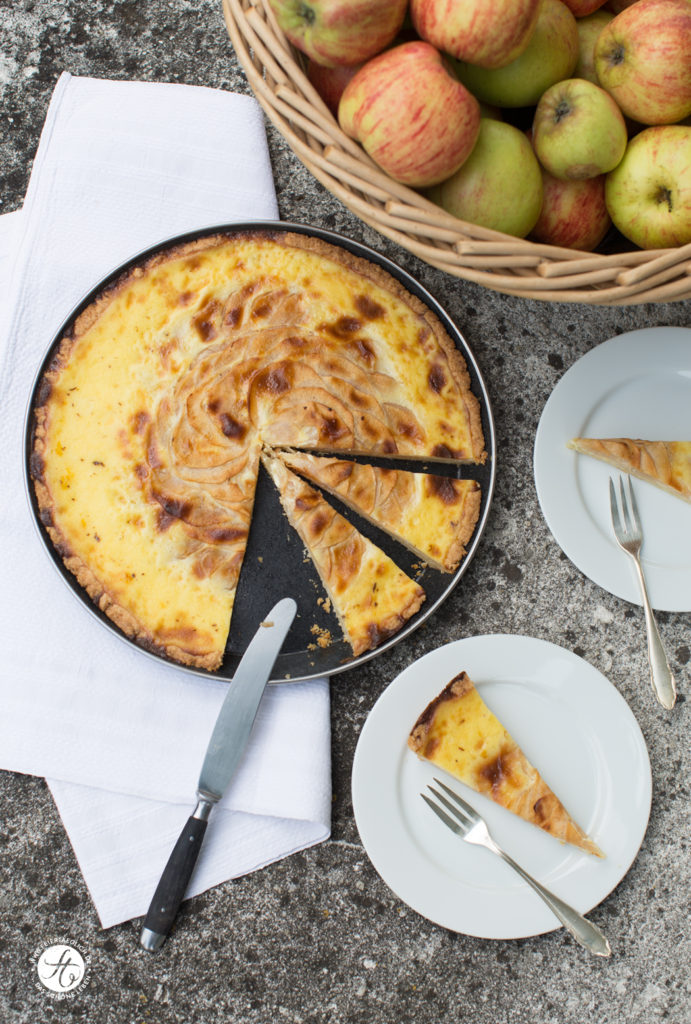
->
xmin=568 ymin=438 xmax=691 ymax=503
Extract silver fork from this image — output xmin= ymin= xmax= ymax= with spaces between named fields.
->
xmin=609 ymin=475 xmax=676 ymax=710
xmin=423 ymin=779 xmax=611 ymax=957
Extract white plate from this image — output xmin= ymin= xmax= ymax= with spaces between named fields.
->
xmin=352 ymin=635 xmax=651 ymax=940
xmin=534 ymin=326 xmax=691 ymax=612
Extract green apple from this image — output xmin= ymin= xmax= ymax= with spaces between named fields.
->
xmin=452 ymin=0 xmax=579 ymax=108
xmin=267 ymin=0 xmax=408 ymax=67
xmin=533 ymin=79 xmax=627 ymax=179
xmin=574 ymin=9 xmax=613 ymax=85
xmin=427 ymin=119 xmax=543 ymax=237
xmin=410 ymin=0 xmax=540 ymax=69
xmin=339 ymin=42 xmax=481 ymax=187
xmin=594 ymin=0 xmax=691 ymax=125
xmin=531 ymin=172 xmax=611 ymax=250
xmin=605 ymin=125 xmax=691 ymax=248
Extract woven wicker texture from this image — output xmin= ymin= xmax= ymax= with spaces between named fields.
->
xmin=223 ymin=0 xmax=691 ymax=305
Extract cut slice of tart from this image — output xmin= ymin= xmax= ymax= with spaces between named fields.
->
xmin=568 ymin=438 xmax=691 ymax=504
xmin=277 ymin=451 xmax=482 ymax=572
xmin=262 ymin=453 xmax=425 ymax=656
xmin=408 ymin=671 xmax=603 ymax=856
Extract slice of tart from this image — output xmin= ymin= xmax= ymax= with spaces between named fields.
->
xmin=568 ymin=438 xmax=691 ymax=504
xmin=262 ymin=453 xmax=425 ymax=656
xmin=277 ymin=451 xmax=481 ymax=572
xmin=409 ymin=671 xmax=602 ymax=856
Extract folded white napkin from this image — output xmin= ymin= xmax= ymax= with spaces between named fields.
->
xmin=0 ymin=74 xmax=331 ymax=930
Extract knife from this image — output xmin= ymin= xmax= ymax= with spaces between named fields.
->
xmin=139 ymin=596 xmax=297 ymax=951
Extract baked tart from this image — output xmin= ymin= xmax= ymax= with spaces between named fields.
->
xmin=30 ymin=230 xmax=485 ymax=669
xmin=409 ymin=672 xmax=602 ymax=856
xmin=262 ymin=454 xmax=426 ymax=657
xmin=568 ymin=438 xmax=691 ymax=504
xmin=278 ymin=451 xmax=481 ymax=572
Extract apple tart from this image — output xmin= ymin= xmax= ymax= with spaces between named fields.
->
xmin=409 ymin=671 xmax=602 ymax=856
xmin=30 ymin=230 xmax=486 ymax=670
xmin=568 ymin=438 xmax=691 ymax=504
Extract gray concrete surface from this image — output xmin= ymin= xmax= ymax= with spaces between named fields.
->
xmin=1 ymin=2 xmax=689 ymax=1022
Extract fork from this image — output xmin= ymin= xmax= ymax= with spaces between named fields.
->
xmin=609 ymin=475 xmax=676 ymax=710
xmin=423 ymin=779 xmax=611 ymax=957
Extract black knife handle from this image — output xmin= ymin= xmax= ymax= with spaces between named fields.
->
xmin=140 ymin=813 xmax=208 ymax=949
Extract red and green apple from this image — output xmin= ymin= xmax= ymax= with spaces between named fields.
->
xmin=533 ymin=78 xmax=628 ymax=179
xmin=531 ymin=171 xmax=611 ymax=249
xmin=338 ymin=42 xmax=481 ymax=187
xmin=605 ymin=125 xmax=691 ymax=247
xmin=267 ymin=0 xmax=408 ymax=67
xmin=410 ymin=0 xmax=540 ymax=69
xmin=595 ymin=0 xmax=691 ymax=125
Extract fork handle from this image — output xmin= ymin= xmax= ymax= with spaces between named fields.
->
xmin=631 ymin=557 xmax=677 ymax=710
xmin=495 ymin=847 xmax=611 ymax=957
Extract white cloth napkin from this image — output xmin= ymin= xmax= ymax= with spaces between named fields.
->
xmin=0 ymin=74 xmax=331 ymax=930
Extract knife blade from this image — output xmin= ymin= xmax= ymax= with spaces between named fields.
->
xmin=140 ymin=596 xmax=297 ymax=951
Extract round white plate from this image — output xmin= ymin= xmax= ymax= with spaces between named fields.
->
xmin=352 ymin=635 xmax=651 ymax=940
xmin=534 ymin=325 xmax=691 ymax=612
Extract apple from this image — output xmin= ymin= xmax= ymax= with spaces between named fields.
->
xmin=266 ymin=0 xmax=408 ymax=67
xmin=533 ymin=78 xmax=627 ymax=179
xmin=338 ymin=42 xmax=481 ymax=188
xmin=574 ymin=9 xmax=613 ymax=84
xmin=606 ymin=0 xmax=639 ymax=11
xmin=307 ymin=59 xmax=364 ymax=116
xmin=594 ymin=0 xmax=691 ymax=125
xmin=562 ymin=0 xmax=608 ymax=13
xmin=605 ymin=125 xmax=691 ymax=247
xmin=427 ymin=119 xmax=544 ymax=237
xmin=531 ymin=171 xmax=611 ymax=249
xmin=452 ymin=0 xmax=579 ymax=109
xmin=410 ymin=0 xmax=540 ymax=69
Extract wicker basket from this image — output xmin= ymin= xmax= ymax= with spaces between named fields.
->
xmin=223 ymin=0 xmax=691 ymax=305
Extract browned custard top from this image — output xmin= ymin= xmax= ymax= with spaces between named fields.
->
xmin=31 ymin=231 xmax=485 ymax=669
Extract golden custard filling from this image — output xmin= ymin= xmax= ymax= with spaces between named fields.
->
xmin=32 ymin=232 xmax=485 ymax=669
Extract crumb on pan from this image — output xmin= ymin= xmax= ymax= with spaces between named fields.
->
xmin=310 ymin=623 xmax=332 ymax=648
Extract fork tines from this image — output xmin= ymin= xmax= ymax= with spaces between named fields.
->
xmin=610 ymin=473 xmax=642 ymax=532
xmin=609 ymin=474 xmax=643 ymax=548
xmin=432 ymin=778 xmax=479 ymax=820
xmin=422 ymin=778 xmax=481 ymax=833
